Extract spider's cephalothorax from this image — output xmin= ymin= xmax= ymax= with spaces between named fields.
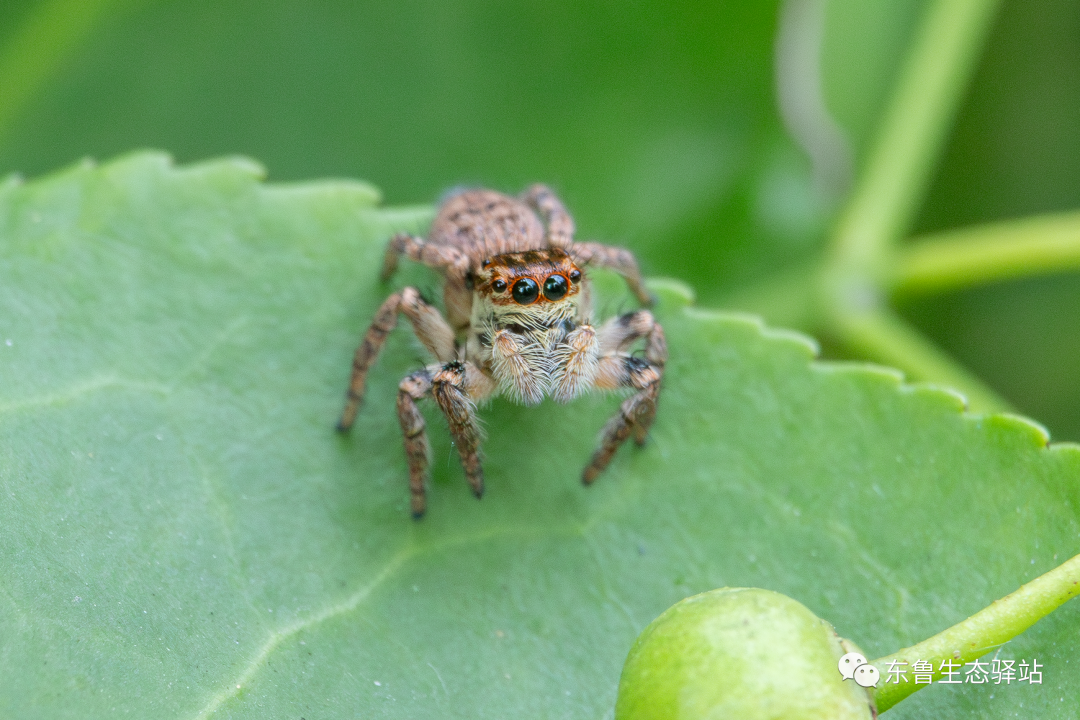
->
xmin=337 ymin=185 xmax=666 ymax=517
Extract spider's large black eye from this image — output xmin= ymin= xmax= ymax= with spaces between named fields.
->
xmin=511 ymin=277 xmax=540 ymax=304
xmin=543 ymin=274 xmax=568 ymax=302
xmin=491 ymin=278 xmax=507 ymax=292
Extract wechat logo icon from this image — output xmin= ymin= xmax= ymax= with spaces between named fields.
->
xmin=838 ymin=652 xmax=879 ymax=688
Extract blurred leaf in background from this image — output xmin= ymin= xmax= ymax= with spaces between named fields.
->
xmin=0 ymin=0 xmax=1078 ymax=431
xmin=0 ymin=0 xmax=823 ymax=296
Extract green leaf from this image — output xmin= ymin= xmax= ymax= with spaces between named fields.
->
xmin=2 ymin=153 xmax=1078 ymax=718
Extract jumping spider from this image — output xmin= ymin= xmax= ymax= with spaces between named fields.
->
xmin=337 ymin=185 xmax=667 ymax=517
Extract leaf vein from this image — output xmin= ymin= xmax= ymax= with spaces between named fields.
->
xmin=190 ymin=523 xmax=586 ymax=719
xmin=189 ymin=546 xmax=412 ymax=720
xmin=0 ymin=376 xmax=171 ymax=416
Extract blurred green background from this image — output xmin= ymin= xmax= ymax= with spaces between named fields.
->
xmin=1 ymin=0 xmax=1078 ymax=438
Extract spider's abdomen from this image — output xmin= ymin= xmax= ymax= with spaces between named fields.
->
xmin=428 ymin=190 xmax=546 ymax=266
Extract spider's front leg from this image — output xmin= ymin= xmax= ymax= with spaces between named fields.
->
xmin=582 ymin=309 xmax=667 ymax=484
xmin=396 ymin=369 xmax=434 ymax=517
xmin=396 ymin=360 xmax=495 ymax=518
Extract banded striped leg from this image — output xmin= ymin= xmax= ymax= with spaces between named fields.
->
xmin=395 ymin=361 xmax=494 ymax=517
xmin=582 ymin=311 xmax=667 ymax=484
xmin=571 ymin=241 xmax=654 ymax=307
xmin=397 ymin=370 xmax=433 ymax=517
xmin=380 ymin=232 xmax=469 ymax=282
xmin=337 ymin=287 xmax=455 ymax=431
xmin=430 ymin=361 xmax=493 ymax=500
xmin=521 ymin=184 xmax=575 ymax=248
xmin=596 ymin=309 xmax=667 ymax=444
xmin=582 ymin=357 xmax=663 ymax=484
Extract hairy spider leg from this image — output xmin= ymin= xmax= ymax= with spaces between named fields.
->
xmin=381 ymin=232 xmax=474 ymax=331
xmin=596 ymin=309 xmax=667 ymax=442
xmin=431 ymin=361 xmax=493 ymax=499
xmin=337 ymin=287 xmax=456 ymax=431
xmin=397 ymin=369 xmax=433 ymax=517
xmin=380 ymin=232 xmax=470 ymax=282
xmin=582 ymin=310 xmax=668 ymax=483
xmin=571 ymin=241 xmax=655 ymax=307
xmin=395 ymin=361 xmax=496 ymax=517
xmin=521 ymin=184 xmax=575 ymax=249
xmin=550 ymin=323 xmax=599 ymax=403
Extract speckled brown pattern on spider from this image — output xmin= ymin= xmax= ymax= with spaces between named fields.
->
xmin=338 ymin=185 xmax=666 ymax=517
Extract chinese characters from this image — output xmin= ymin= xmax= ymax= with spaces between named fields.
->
xmin=880 ymin=658 xmax=1042 ymax=685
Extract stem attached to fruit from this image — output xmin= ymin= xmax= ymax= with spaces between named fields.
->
xmin=872 ymin=552 xmax=1080 ymax=712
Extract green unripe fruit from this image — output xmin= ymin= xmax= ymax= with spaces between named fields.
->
xmin=616 ymin=588 xmax=875 ymax=720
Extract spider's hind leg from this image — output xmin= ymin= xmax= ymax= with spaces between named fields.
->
xmin=521 ymin=184 xmax=575 ymax=248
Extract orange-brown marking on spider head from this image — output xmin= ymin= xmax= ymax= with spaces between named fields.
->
xmin=477 ymin=247 xmax=583 ymax=306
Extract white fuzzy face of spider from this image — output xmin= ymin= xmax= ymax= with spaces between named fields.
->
xmin=468 ymin=247 xmax=594 ymax=405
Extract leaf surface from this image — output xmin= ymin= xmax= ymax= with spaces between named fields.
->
xmin=1 ymin=154 xmax=1078 ymax=718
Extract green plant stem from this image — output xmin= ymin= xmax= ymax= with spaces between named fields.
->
xmin=811 ymin=0 xmax=1004 ymax=418
xmin=0 ymin=0 xmax=132 ymax=153
xmin=829 ymin=0 xmax=1001 ymax=276
xmin=872 ymin=552 xmax=1080 ymax=713
xmin=831 ymin=308 xmax=1012 ymax=413
xmin=893 ymin=210 xmax=1080 ymax=296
